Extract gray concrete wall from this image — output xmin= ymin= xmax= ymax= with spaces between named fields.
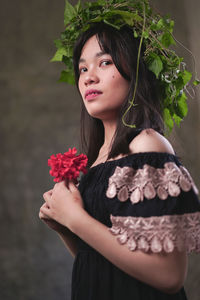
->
xmin=0 ymin=0 xmax=199 ymax=299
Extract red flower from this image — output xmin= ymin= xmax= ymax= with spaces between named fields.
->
xmin=48 ymin=147 xmax=88 ymax=182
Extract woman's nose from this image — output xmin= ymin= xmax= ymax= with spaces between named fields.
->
xmin=84 ymin=69 xmax=99 ymax=86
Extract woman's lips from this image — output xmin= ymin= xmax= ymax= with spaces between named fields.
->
xmin=85 ymin=89 xmax=102 ymax=100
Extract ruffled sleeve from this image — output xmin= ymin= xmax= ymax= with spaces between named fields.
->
xmin=105 ymin=152 xmax=200 ymax=254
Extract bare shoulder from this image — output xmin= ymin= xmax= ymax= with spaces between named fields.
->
xmin=129 ymin=128 xmax=175 ymax=155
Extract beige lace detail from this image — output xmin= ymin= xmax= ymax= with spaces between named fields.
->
xmin=106 ymin=162 xmax=199 ymax=203
xmin=109 ymin=212 xmax=200 ymax=253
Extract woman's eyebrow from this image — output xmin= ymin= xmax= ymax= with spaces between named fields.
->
xmin=79 ymin=51 xmax=107 ymax=64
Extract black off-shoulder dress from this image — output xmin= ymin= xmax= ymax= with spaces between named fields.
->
xmin=72 ymin=146 xmax=200 ymax=300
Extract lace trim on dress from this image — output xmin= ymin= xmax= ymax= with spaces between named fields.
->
xmin=109 ymin=212 xmax=200 ymax=253
xmin=106 ymin=162 xmax=199 ymax=203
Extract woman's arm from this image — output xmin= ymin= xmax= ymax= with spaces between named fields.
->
xmin=40 ymin=181 xmax=187 ymax=294
xmin=57 ymin=229 xmax=78 ymax=258
xmin=70 ymin=210 xmax=187 ymax=294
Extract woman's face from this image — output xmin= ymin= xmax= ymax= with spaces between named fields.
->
xmin=78 ymin=35 xmax=130 ymax=122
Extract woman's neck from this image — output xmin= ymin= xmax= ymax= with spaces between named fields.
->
xmin=101 ymin=120 xmax=116 ymax=151
xmin=91 ymin=120 xmax=117 ymax=167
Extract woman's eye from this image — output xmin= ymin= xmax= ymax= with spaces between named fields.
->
xmin=100 ymin=60 xmax=112 ymax=67
xmin=79 ymin=67 xmax=87 ymax=74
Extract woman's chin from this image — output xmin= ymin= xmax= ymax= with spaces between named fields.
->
xmin=86 ymin=106 xmax=118 ymax=119
xmin=86 ymin=109 xmax=104 ymax=119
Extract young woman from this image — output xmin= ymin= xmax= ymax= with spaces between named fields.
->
xmin=39 ymin=15 xmax=200 ymax=300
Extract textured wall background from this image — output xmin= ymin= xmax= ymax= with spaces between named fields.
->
xmin=0 ymin=0 xmax=199 ymax=299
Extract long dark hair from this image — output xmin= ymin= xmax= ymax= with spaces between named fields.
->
xmin=73 ymin=23 xmax=164 ymax=167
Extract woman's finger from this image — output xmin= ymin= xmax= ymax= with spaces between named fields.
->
xmin=39 ymin=210 xmax=50 ymax=220
xmin=40 ymin=205 xmax=51 ymax=218
xmin=39 ymin=202 xmax=50 ymax=217
xmin=68 ymin=181 xmax=78 ymax=193
xmin=43 ymin=190 xmax=53 ymax=203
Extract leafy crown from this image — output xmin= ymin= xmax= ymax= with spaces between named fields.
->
xmin=51 ymin=0 xmax=199 ymax=131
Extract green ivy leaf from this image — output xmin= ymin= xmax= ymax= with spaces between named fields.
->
xmin=157 ymin=18 xmax=164 ymax=30
xmin=90 ymin=16 xmax=103 ymax=23
xmin=64 ymin=0 xmax=77 ymax=25
xmin=182 ymin=70 xmax=192 ymax=85
xmin=164 ymin=95 xmax=173 ymax=106
xmin=173 ymin=70 xmax=192 ymax=95
xmin=143 ymin=30 xmax=149 ymax=39
xmin=176 ymin=92 xmax=188 ymax=118
xmin=173 ymin=113 xmax=182 ymax=127
xmin=62 ymin=56 xmax=73 ymax=69
xmin=92 ymin=0 xmax=106 ymax=6
xmin=168 ymin=19 xmax=174 ymax=33
xmin=150 ymin=19 xmax=157 ymax=31
xmin=156 ymin=18 xmax=165 ymax=30
xmin=156 ymin=17 xmax=174 ymax=33
xmin=173 ymin=78 xmax=184 ymax=95
xmin=51 ymin=47 xmax=68 ymax=62
xmin=59 ymin=70 xmax=75 ymax=84
xmin=54 ymin=39 xmax=63 ymax=48
xmin=163 ymin=108 xmax=174 ymax=131
xmin=104 ymin=10 xmax=142 ymax=26
xmin=146 ymin=53 xmax=163 ymax=78
xmin=193 ymin=79 xmax=200 ymax=86
xmin=82 ymin=24 xmax=90 ymax=32
xmin=75 ymin=0 xmax=81 ymax=13
xmin=158 ymin=32 xmax=175 ymax=48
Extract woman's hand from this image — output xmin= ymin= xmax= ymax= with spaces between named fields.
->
xmin=39 ymin=181 xmax=86 ymax=232
xmin=39 ymin=202 xmax=70 ymax=234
